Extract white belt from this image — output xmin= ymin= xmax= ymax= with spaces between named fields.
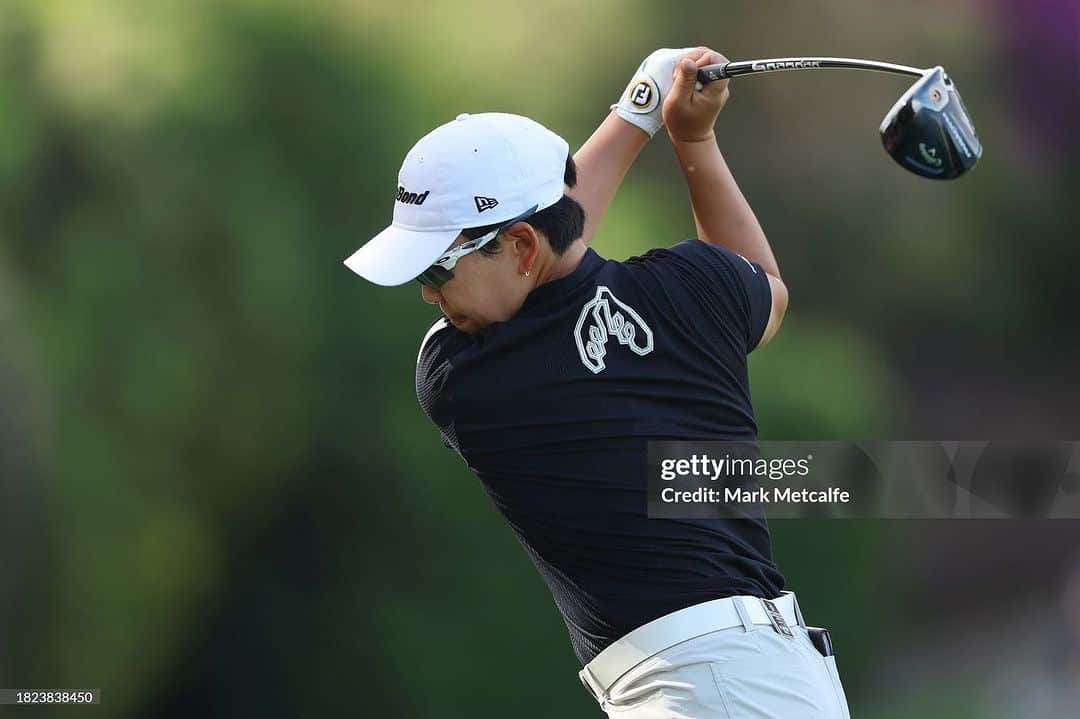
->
xmin=579 ymin=591 xmax=806 ymax=704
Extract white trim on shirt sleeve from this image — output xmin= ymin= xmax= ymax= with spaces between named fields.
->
xmin=417 ymin=317 xmax=451 ymax=365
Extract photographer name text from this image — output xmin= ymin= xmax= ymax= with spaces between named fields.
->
xmin=660 ymin=486 xmax=851 ymax=504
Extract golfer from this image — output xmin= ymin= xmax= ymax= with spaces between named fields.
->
xmin=346 ymin=47 xmax=852 ymax=718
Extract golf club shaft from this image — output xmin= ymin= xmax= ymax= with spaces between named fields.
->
xmin=698 ymin=57 xmax=927 ymax=84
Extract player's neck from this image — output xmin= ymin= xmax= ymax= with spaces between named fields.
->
xmin=535 ymin=240 xmax=587 ymax=287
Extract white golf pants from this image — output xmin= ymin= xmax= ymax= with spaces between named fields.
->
xmin=578 ymin=593 xmax=852 ymax=718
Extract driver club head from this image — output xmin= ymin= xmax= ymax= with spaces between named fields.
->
xmin=880 ymin=66 xmax=982 ymax=179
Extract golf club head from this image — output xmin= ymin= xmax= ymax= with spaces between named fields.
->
xmin=880 ymin=66 xmax=982 ymax=179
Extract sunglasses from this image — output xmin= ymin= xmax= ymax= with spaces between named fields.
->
xmin=416 ymin=205 xmax=539 ymax=290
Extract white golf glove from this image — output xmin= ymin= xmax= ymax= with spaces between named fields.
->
xmin=612 ymin=47 xmax=703 ymax=137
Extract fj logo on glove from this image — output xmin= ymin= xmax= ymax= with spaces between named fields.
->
xmin=474 ymin=196 xmax=499 ymax=213
xmin=626 ymin=76 xmax=660 ymax=113
xmin=396 ymin=185 xmax=430 ymax=205
xmin=574 ymin=286 xmax=655 ymax=374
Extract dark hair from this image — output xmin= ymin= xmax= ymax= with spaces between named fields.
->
xmin=462 ymin=155 xmax=586 ymax=256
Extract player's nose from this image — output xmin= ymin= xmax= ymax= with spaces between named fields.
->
xmin=420 ymin=283 xmax=441 ymax=305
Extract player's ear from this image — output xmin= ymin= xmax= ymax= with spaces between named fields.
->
xmin=503 ymin=222 xmax=542 ymax=266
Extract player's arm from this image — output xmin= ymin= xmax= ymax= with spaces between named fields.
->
xmin=673 ymin=139 xmax=788 ymax=349
xmin=664 ymin=49 xmax=788 ymax=349
xmin=569 ymin=47 xmax=701 ymax=248
xmin=568 ymin=112 xmax=649 ymax=248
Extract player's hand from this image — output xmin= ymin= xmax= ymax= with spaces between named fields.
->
xmin=662 ymin=49 xmax=731 ymax=143
xmin=611 ymin=47 xmax=701 ymax=138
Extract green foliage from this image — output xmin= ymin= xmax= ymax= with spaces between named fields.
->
xmin=751 ymin=317 xmax=896 ymax=440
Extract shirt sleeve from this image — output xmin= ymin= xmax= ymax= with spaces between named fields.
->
xmin=637 ymin=239 xmax=773 ymax=354
xmin=415 ymin=317 xmax=462 ymax=451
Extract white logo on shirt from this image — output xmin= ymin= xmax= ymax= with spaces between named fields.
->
xmin=573 ymin=286 xmax=654 ymax=374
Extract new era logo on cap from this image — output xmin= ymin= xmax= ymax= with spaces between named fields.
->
xmin=474 ymin=196 xmax=499 ymax=213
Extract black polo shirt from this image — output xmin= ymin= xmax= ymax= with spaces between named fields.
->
xmin=415 ymin=238 xmax=784 ymax=664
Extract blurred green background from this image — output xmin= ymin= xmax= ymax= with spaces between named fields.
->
xmin=2 ymin=1 xmax=1079 ymax=716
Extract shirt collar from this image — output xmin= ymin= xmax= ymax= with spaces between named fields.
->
xmin=518 ymin=247 xmax=605 ymax=315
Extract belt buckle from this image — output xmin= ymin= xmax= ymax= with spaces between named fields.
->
xmin=761 ymin=598 xmax=794 ymax=638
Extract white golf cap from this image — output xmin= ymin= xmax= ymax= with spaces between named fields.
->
xmin=344 ymin=112 xmax=570 ymax=286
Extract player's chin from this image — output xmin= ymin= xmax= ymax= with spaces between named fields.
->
xmin=450 ymin=314 xmax=478 ymax=333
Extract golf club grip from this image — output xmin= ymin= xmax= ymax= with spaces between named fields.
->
xmin=697 ymin=64 xmax=732 ymax=84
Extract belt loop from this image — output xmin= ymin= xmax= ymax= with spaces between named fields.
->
xmin=732 ymin=596 xmax=755 ymax=632
xmin=784 ymin=590 xmax=807 ymax=629
xmin=579 ymin=665 xmax=608 ymax=705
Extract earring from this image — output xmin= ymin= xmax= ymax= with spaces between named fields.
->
xmin=523 ymin=271 xmax=531 ymax=279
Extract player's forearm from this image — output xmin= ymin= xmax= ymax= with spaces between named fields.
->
xmin=672 ymin=135 xmax=780 ymax=278
xmin=568 ymin=110 xmax=650 ymax=247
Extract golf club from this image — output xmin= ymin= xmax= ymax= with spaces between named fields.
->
xmin=697 ymin=57 xmax=982 ymax=179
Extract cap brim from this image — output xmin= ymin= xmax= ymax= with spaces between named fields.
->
xmin=343 ymin=224 xmax=460 ymax=286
